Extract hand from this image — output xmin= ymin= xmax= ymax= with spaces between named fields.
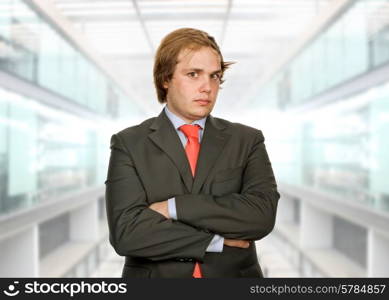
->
xmin=224 ymin=238 xmax=250 ymax=248
xmin=149 ymin=200 xmax=169 ymax=219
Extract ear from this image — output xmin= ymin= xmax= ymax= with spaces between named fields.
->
xmin=163 ymin=81 xmax=169 ymax=89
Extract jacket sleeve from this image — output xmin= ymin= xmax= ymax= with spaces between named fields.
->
xmin=174 ymin=130 xmax=280 ymax=241
xmin=105 ymin=133 xmax=214 ymax=262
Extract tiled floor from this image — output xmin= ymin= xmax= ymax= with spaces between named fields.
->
xmin=256 ymin=235 xmax=300 ymax=277
xmin=90 ymin=247 xmax=124 ymax=278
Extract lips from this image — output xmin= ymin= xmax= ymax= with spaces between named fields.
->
xmin=195 ymin=99 xmax=211 ymax=105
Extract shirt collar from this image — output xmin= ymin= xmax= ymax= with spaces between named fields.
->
xmin=164 ymin=105 xmax=206 ymax=130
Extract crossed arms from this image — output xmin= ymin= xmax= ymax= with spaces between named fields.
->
xmin=105 ymin=131 xmax=279 ymax=262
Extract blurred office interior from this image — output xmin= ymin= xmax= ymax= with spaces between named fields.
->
xmin=0 ymin=0 xmax=388 ymax=277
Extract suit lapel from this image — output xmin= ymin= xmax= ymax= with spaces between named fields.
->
xmin=148 ymin=109 xmax=231 ymax=194
xmin=192 ymin=115 xmax=230 ymax=194
xmin=148 ymin=110 xmax=194 ymax=192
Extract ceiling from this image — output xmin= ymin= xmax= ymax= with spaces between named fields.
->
xmin=51 ymin=0 xmax=333 ymax=116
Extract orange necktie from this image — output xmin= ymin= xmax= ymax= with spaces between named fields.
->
xmin=179 ymin=124 xmax=203 ymax=278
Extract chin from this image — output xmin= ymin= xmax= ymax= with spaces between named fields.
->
xmin=195 ymin=109 xmax=211 ymax=117
xmin=189 ymin=112 xmax=208 ymax=121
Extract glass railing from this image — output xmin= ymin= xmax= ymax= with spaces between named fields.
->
xmin=0 ymin=87 xmax=113 ymax=215
xmin=0 ymin=0 xmax=141 ymax=118
xmin=270 ymin=82 xmax=389 ymax=213
xmin=253 ymin=0 xmax=389 ymax=110
xmin=0 ymin=0 xmax=145 ymax=216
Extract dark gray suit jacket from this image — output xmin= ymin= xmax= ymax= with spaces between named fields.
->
xmin=105 ymin=109 xmax=280 ymax=278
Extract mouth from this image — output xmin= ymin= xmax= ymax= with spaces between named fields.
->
xmin=194 ymin=99 xmax=211 ymax=106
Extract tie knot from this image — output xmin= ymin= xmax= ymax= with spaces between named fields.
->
xmin=179 ymin=124 xmax=201 ymax=139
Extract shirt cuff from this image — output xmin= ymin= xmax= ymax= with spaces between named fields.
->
xmin=206 ymin=234 xmax=224 ymax=252
xmin=168 ymin=197 xmax=177 ymax=220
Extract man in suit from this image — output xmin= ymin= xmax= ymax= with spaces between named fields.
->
xmin=105 ymin=28 xmax=280 ymax=278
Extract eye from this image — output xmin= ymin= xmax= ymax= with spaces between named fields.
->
xmin=187 ymin=72 xmax=198 ymax=78
xmin=211 ymin=73 xmax=221 ymax=80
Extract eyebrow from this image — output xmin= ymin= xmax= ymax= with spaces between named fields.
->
xmin=184 ymin=68 xmax=222 ymax=74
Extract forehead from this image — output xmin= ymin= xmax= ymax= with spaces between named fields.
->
xmin=176 ymin=47 xmax=221 ymax=69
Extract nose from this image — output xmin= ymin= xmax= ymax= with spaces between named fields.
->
xmin=199 ymin=76 xmax=211 ymax=94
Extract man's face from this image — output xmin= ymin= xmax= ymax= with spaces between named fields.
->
xmin=163 ymin=46 xmax=222 ymax=123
